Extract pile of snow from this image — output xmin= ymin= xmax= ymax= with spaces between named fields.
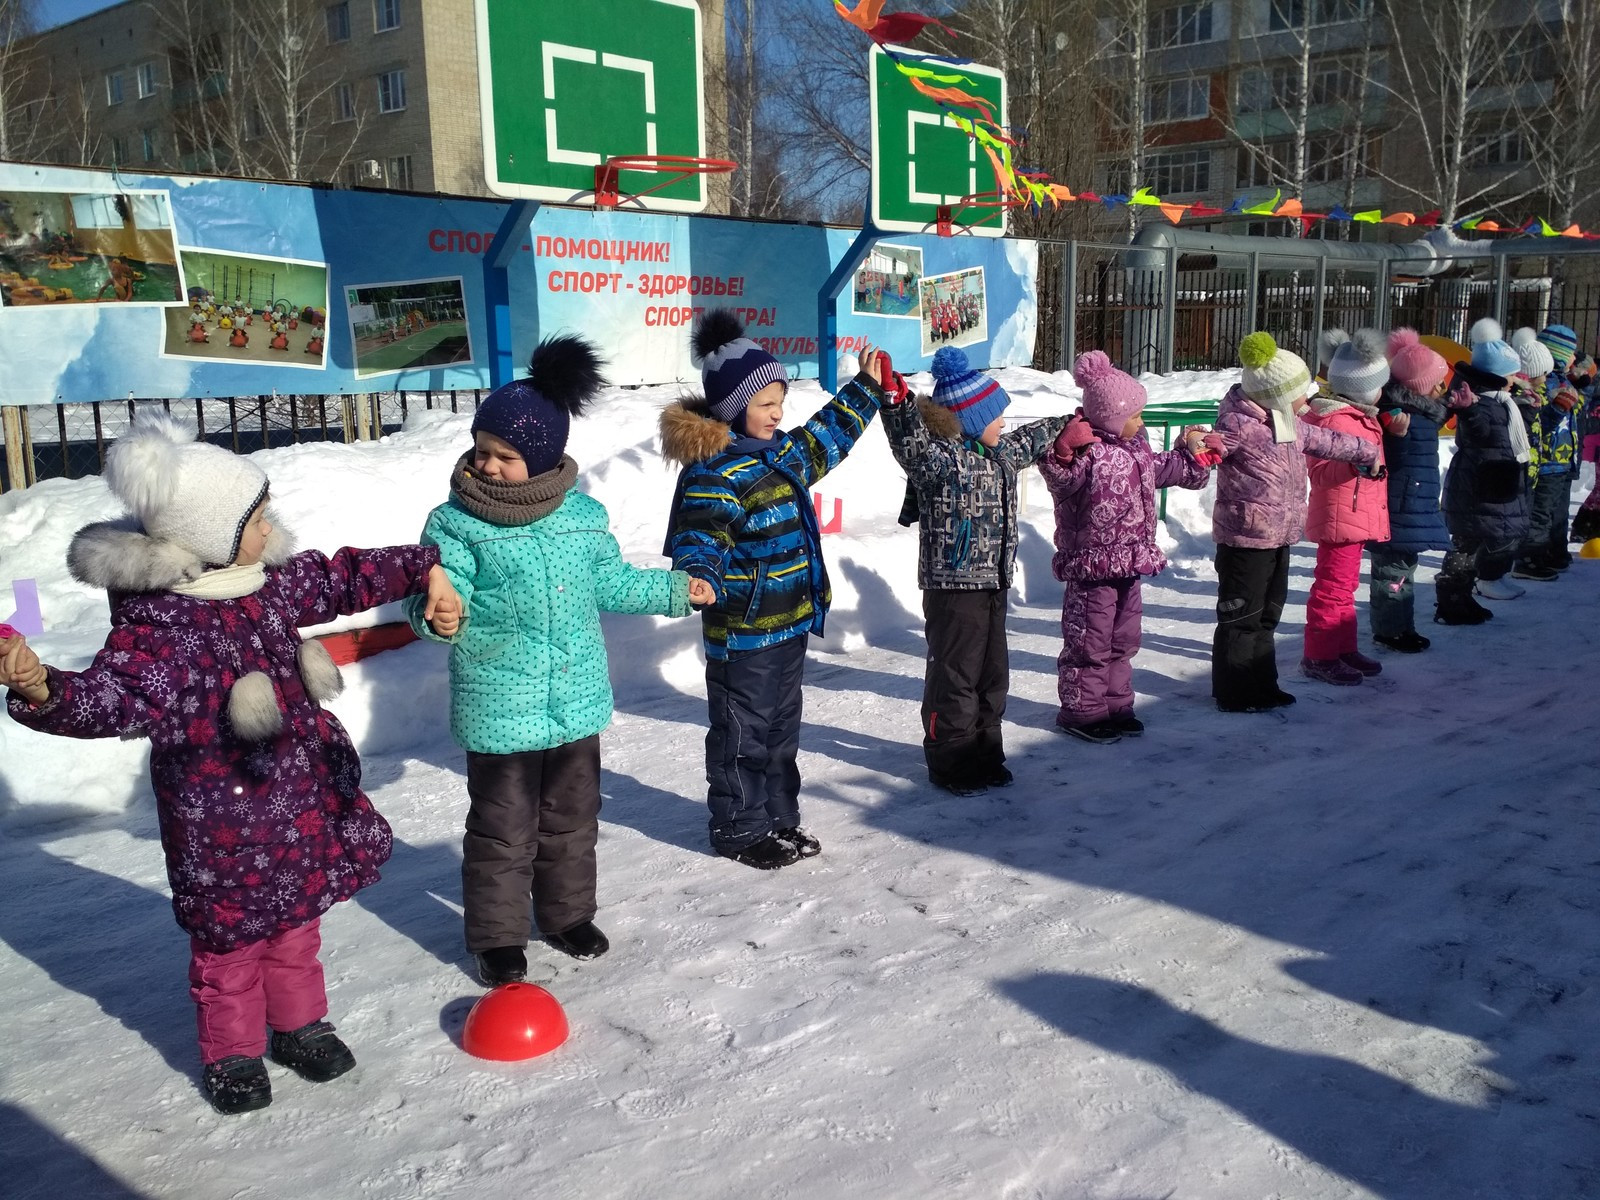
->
xmin=2 ymin=368 xmax=1596 ymax=1199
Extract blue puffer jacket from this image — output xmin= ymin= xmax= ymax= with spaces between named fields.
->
xmin=408 ymin=488 xmax=691 ymax=755
xmin=659 ymin=374 xmax=884 ymax=659
xmin=1534 ymin=370 xmax=1580 ymax=477
xmin=1372 ymin=380 xmax=1450 ymax=553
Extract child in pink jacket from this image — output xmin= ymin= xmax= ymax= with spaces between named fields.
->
xmin=1300 ymin=329 xmax=1391 ymax=686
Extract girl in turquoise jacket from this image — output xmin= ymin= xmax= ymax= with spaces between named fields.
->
xmin=408 ymin=335 xmax=709 ymax=986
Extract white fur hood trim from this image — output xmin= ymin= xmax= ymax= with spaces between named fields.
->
xmin=68 ymin=513 xmax=294 ymax=592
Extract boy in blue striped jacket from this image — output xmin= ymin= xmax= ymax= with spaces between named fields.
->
xmin=660 ymin=310 xmax=888 ymax=869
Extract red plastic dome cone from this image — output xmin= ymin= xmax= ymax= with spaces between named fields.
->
xmin=462 ymin=983 xmax=569 ymax=1061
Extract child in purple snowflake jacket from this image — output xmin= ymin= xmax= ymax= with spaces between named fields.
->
xmin=0 ymin=416 xmax=459 ymax=1116
xmin=1039 ymin=351 xmax=1217 ymax=743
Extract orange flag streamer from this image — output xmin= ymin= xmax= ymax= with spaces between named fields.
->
xmin=832 ymin=0 xmax=886 ymax=34
xmin=1159 ymin=203 xmax=1189 ymax=224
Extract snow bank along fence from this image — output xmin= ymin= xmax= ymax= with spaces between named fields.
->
xmin=0 ymin=391 xmax=480 ymax=493
xmin=1038 ymin=229 xmax=1600 ymax=379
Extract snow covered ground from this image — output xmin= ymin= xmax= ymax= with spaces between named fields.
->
xmin=1 ymin=367 xmax=1596 ymax=1200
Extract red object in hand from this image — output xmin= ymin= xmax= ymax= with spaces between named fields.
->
xmin=876 ymin=351 xmax=911 ymax=405
xmin=462 ymin=983 xmax=569 ymax=1061
xmin=1192 ymin=450 xmax=1223 ymax=468
xmin=0 ymin=624 xmax=16 ymax=641
xmin=1552 ymin=385 xmax=1582 ymax=412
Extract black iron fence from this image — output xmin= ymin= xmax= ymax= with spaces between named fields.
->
xmin=0 ymin=390 xmax=480 ymax=493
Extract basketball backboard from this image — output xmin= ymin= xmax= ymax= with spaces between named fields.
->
xmin=475 ymin=0 xmax=709 ymax=211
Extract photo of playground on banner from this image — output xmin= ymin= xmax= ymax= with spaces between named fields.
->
xmin=160 ymin=248 xmax=329 ymax=370
xmin=851 ymin=244 xmax=922 ymax=321
xmin=347 ymin=277 xmax=473 ymax=378
xmin=0 ymin=188 xmax=183 ymax=307
xmin=918 ymin=265 xmax=987 ymax=356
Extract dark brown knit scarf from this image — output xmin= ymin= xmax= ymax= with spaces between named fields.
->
xmin=449 ymin=451 xmax=577 ymax=526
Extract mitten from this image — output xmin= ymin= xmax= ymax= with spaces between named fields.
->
xmin=1363 ymin=462 xmax=1389 ymax=480
xmin=1377 ymin=409 xmax=1411 ymax=437
xmin=1552 ymin=385 xmax=1581 ymax=412
xmin=1201 ymin=431 xmax=1225 ymax=456
xmin=1053 ymin=413 xmax=1100 ymax=462
xmin=1445 ymin=380 xmax=1476 ymax=409
xmin=877 ymin=352 xmax=911 ymax=406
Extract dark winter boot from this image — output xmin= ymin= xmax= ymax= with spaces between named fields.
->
xmin=1339 ymin=650 xmax=1383 ymax=677
xmin=1510 ymin=559 xmax=1558 ymax=581
xmin=476 ymin=946 xmax=528 ymax=987
xmin=1057 ymin=718 xmax=1124 ymax=744
xmin=772 ymin=827 xmax=822 ymax=857
xmin=269 ymin=1020 xmax=356 ymax=1083
xmin=203 ymin=1054 xmax=272 ymax=1115
xmin=544 ymin=921 xmax=610 ymax=960
xmin=1374 ymin=631 xmax=1430 ymax=653
xmin=1301 ymin=657 xmax=1364 ymax=686
xmin=1433 ymin=582 xmax=1493 ymax=625
xmin=718 ymin=835 xmax=801 ymax=870
xmin=1107 ymin=713 xmax=1145 ymax=736
xmin=986 ymin=764 xmax=1015 ymax=787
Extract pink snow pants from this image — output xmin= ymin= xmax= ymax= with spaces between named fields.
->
xmin=189 ymin=919 xmax=326 ymax=1064
xmin=1304 ymin=541 xmax=1364 ymax=661
xmin=1057 ymin=577 xmax=1142 ymax=727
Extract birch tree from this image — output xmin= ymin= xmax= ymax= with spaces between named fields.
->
xmin=0 ymin=0 xmax=40 ymax=161
xmin=1511 ymin=1 xmax=1600 ymax=229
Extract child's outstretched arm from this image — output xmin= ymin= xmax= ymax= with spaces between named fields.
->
xmin=4 ymin=626 xmax=184 ymax=739
xmin=1151 ymin=428 xmax=1216 ymax=490
xmin=667 ymin=470 xmax=739 ymax=601
xmin=777 ymin=347 xmax=890 ymax=487
xmin=1295 ymin=417 xmax=1379 ymax=467
xmin=587 ymin=501 xmax=694 ymax=617
xmin=995 ymin=415 xmax=1071 ymax=470
xmin=1037 ymin=415 xmax=1097 ymax=497
xmin=281 ymin=542 xmax=445 ymax=629
xmin=880 ymin=389 xmax=963 ymax=485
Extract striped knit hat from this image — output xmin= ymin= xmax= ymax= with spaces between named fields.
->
xmin=691 ymin=308 xmax=787 ymax=427
xmin=1538 ymin=323 xmax=1579 ymax=368
xmin=1326 ymin=329 xmax=1391 ymax=405
xmin=930 ymin=346 xmax=1010 ymax=438
xmin=1238 ymin=331 xmax=1310 ymax=413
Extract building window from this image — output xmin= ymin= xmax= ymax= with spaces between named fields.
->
xmin=327 ymin=2 xmax=351 ymax=42
xmin=1466 ymin=129 xmax=1529 ymax=167
xmin=1237 ymin=58 xmax=1362 ymax=114
xmin=1145 ymin=148 xmax=1211 ymax=194
xmin=375 ymin=0 xmax=400 ymax=32
xmin=1236 ymin=143 xmax=1289 ymax=187
xmin=1235 ymin=135 xmax=1378 ymax=186
xmin=377 ymin=69 xmax=406 ymax=112
xmin=110 ymin=135 xmax=126 ymax=164
xmin=334 ymin=82 xmax=356 ymax=121
xmin=105 ymin=72 xmax=124 ymax=105
xmin=387 ymin=154 xmax=413 ymax=188
xmin=136 ymin=62 xmax=157 ymax=99
xmin=1268 ymin=0 xmax=1370 ymax=32
xmin=142 ymin=128 xmax=157 ymax=161
xmin=1144 ymin=77 xmax=1209 ymax=123
xmin=1147 ymin=3 xmax=1213 ymax=48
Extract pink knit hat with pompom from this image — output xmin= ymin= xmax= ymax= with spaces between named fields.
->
xmin=1074 ymin=350 xmax=1147 ymax=435
xmin=1386 ymin=328 xmax=1449 ymax=396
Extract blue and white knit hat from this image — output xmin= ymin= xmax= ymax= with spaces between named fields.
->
xmin=1537 ymin=323 xmax=1579 ymax=368
xmin=930 ymin=346 xmax=1010 ymax=438
xmin=1470 ymin=318 xmax=1522 ymax=381
xmin=691 ymin=309 xmax=788 ymax=425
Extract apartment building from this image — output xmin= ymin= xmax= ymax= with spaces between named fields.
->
xmin=1096 ymin=0 xmax=1566 ymax=237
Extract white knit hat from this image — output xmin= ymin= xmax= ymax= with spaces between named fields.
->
xmin=1238 ymin=331 xmax=1311 ymax=412
xmin=104 ymin=414 xmax=269 ymax=567
xmin=1511 ymin=327 xmax=1554 ymax=378
xmin=1326 ymin=329 xmax=1391 ymax=405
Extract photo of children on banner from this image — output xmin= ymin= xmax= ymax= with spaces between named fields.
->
xmin=850 ymin=244 xmax=922 ymax=320
xmin=0 ymin=189 xmax=184 ymax=306
xmin=161 ymin=248 xmax=329 ymax=369
xmin=918 ymin=266 xmax=987 ymax=357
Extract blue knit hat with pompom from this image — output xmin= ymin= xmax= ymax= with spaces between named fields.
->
xmin=930 ymin=346 xmax=1010 ymax=438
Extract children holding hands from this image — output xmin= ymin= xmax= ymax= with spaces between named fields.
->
xmin=881 ymin=345 xmax=1068 ymax=795
xmin=0 ymin=417 xmax=459 ymax=1115
xmin=1040 ymin=351 xmax=1218 ymax=743
xmin=408 ymin=335 xmax=708 ymax=987
xmin=661 ymin=310 xmax=889 ymax=868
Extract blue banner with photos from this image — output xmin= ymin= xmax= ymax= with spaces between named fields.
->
xmin=0 ymin=162 xmax=1037 ymax=405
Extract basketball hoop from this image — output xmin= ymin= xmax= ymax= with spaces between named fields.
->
xmin=928 ymin=191 xmax=1028 ymax=237
xmin=589 ymin=155 xmax=738 ymax=209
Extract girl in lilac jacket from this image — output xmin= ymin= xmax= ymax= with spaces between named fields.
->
xmin=0 ymin=417 xmax=459 ymax=1116
xmin=1212 ymin=333 xmax=1377 ymax=712
xmin=1039 ymin=352 xmax=1215 ymax=743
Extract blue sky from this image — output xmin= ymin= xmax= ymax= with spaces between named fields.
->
xmin=34 ymin=0 xmax=124 ymax=29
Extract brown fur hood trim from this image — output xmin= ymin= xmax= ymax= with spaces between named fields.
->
xmin=659 ymin=396 xmax=734 ymax=466
xmin=916 ymin=394 xmax=963 ymax=440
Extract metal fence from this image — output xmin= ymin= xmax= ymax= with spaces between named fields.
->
xmin=1052 ymin=239 xmax=1600 ymax=377
xmin=0 ymin=390 xmax=480 ymax=493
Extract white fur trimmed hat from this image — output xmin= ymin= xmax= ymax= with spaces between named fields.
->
xmin=104 ymin=413 xmax=268 ymax=568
